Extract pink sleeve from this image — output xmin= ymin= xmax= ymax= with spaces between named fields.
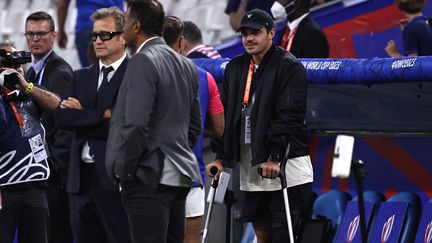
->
xmin=206 ymin=72 xmax=224 ymax=115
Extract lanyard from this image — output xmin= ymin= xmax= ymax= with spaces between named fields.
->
xmin=37 ymin=65 xmax=46 ymax=86
xmin=1 ymin=88 xmax=23 ymax=127
xmin=243 ymin=59 xmax=255 ymax=108
xmin=33 ymin=56 xmax=50 ymax=86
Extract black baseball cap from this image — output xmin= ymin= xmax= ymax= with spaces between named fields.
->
xmin=238 ymin=9 xmax=274 ymax=32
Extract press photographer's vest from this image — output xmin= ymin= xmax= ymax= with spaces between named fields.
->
xmin=0 ymin=95 xmax=50 ymax=186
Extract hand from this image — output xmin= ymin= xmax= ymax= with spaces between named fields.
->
xmin=384 ymin=40 xmax=401 ymax=58
xmin=205 ymin=159 xmax=224 ymax=180
xmin=57 ymin=30 xmax=68 ymax=49
xmin=259 ymin=160 xmax=281 ymax=179
xmin=0 ymin=67 xmax=29 ymax=91
xmin=60 ymin=97 xmax=83 ymax=110
xmin=103 ymin=109 xmax=111 ymax=119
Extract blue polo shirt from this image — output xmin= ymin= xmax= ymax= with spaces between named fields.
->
xmin=403 ymin=15 xmax=432 ymax=56
xmin=75 ymin=0 xmax=124 ymax=33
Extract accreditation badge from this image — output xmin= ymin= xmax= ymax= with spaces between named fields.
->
xmin=241 ymin=105 xmax=252 ymax=144
xmin=28 ymin=134 xmax=48 ymax=163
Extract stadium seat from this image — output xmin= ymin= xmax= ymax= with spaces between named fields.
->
xmin=352 ymin=190 xmax=385 ymax=206
xmin=415 ymin=201 xmax=432 ymax=243
xmin=351 ymin=191 xmax=386 ymax=241
xmin=29 ymin=0 xmax=52 ymax=11
xmin=0 ymin=10 xmax=29 ymax=35
xmin=312 ymin=190 xmax=351 ymax=242
xmin=386 ymin=192 xmax=421 ymax=243
xmin=9 ymin=0 xmax=29 ymax=10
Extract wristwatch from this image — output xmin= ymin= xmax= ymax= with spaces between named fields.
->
xmin=269 ymin=153 xmax=280 ymax=163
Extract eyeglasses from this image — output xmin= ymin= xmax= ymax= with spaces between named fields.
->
xmin=24 ymin=31 xmax=52 ymax=39
xmin=91 ymin=31 xmax=123 ymax=42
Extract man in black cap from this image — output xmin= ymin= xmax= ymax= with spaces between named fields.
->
xmin=206 ymin=9 xmax=314 ymax=243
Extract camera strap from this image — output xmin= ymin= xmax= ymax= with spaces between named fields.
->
xmin=1 ymin=88 xmax=23 ymax=127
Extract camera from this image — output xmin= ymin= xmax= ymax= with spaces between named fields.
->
xmin=0 ymin=49 xmax=32 ymax=68
xmin=0 ymin=49 xmax=32 ymax=90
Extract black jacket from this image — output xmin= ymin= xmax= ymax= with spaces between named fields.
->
xmin=218 ymin=45 xmax=309 ymax=168
xmin=56 ymin=58 xmax=128 ymax=193
xmin=277 ymin=15 xmax=329 ymax=58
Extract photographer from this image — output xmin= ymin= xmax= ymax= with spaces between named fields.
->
xmin=0 ymin=40 xmax=61 ymax=243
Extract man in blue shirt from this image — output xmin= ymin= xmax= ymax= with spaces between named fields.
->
xmin=385 ymin=0 xmax=432 ymax=57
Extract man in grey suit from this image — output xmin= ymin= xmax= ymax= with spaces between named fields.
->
xmin=105 ymin=1 xmax=202 ymax=242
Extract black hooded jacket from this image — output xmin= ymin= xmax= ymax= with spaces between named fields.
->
xmin=217 ymin=45 xmax=309 ymax=167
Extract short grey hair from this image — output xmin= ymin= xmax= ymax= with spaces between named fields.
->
xmin=0 ymin=40 xmax=16 ymax=49
xmin=90 ymin=7 xmax=125 ymax=32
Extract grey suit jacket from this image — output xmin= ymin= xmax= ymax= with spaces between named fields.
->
xmin=106 ymin=37 xmax=202 ymax=188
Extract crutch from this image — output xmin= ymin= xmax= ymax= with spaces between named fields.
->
xmin=201 ymin=166 xmax=218 ymax=243
xmin=258 ymin=143 xmax=295 ymax=243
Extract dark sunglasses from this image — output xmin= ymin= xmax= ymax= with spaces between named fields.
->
xmin=91 ymin=31 xmax=123 ymax=41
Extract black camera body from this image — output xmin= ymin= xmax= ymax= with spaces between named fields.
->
xmin=0 ymin=49 xmax=32 ymax=68
xmin=0 ymin=49 xmax=32 ymax=90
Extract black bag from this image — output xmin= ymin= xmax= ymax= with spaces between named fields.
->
xmin=298 ymin=218 xmax=332 ymax=243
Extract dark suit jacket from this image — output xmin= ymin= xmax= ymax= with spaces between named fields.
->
xmin=277 ymin=15 xmax=329 ymax=58
xmin=56 ymin=57 xmax=128 ymax=193
xmin=26 ymin=51 xmax=73 ymax=186
xmin=106 ymin=38 xmax=202 ymax=188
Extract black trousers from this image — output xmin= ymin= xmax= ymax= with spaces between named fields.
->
xmin=69 ymin=163 xmax=130 ymax=243
xmin=0 ymin=186 xmax=49 ymax=243
xmin=46 ymin=181 xmax=73 ymax=243
xmin=121 ymin=178 xmax=190 ymax=243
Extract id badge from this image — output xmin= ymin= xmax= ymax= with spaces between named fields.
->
xmin=28 ymin=134 xmax=47 ymax=163
xmin=240 ymin=106 xmax=252 ymax=144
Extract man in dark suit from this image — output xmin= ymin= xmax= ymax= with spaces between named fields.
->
xmin=271 ymin=0 xmax=329 ymax=58
xmin=106 ymin=1 xmax=202 ymax=242
xmin=56 ymin=7 xmax=130 ymax=243
xmin=24 ymin=11 xmax=74 ymax=243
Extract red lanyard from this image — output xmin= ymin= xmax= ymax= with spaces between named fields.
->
xmin=280 ymin=27 xmax=297 ymax=52
xmin=1 ymin=89 xmax=23 ymax=127
xmin=243 ymin=59 xmax=255 ymax=108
